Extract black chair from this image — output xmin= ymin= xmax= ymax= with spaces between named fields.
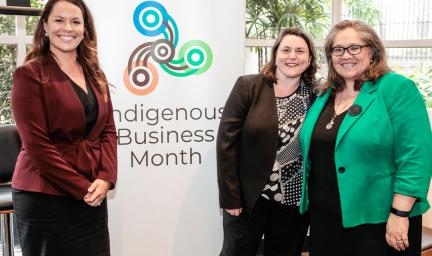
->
xmin=0 ymin=124 xmax=21 ymax=256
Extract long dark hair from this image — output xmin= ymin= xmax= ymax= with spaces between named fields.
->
xmin=26 ymin=0 xmax=108 ymax=100
xmin=261 ymin=27 xmax=318 ymax=87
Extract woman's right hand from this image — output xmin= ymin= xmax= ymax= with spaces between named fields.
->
xmin=225 ymin=208 xmax=243 ymax=216
xmin=83 ymin=179 xmax=111 ymax=207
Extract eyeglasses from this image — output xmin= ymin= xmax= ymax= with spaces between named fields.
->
xmin=330 ymin=45 xmax=370 ymax=56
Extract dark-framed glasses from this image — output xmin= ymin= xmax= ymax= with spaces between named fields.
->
xmin=331 ymin=44 xmax=370 ymax=56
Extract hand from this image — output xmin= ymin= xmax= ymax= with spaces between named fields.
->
xmin=225 ymin=208 xmax=242 ymax=216
xmin=385 ymin=213 xmax=409 ymax=251
xmin=83 ymin=179 xmax=111 ymax=207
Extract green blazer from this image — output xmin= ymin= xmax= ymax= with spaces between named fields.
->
xmin=299 ymin=72 xmax=432 ymax=228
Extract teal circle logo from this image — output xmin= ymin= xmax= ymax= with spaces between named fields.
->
xmin=125 ymin=1 xmax=213 ymax=95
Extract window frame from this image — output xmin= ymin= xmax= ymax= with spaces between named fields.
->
xmin=245 ymin=0 xmax=432 ymax=49
xmin=0 ymin=5 xmax=41 ymax=66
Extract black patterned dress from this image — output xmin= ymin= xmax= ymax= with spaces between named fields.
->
xmin=261 ymin=80 xmax=311 ymax=206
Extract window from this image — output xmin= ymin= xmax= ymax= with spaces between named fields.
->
xmin=245 ymin=0 xmax=432 ymax=107
xmin=0 ymin=44 xmax=16 ymax=124
xmin=0 ymin=15 xmax=38 ymax=124
xmin=0 ymin=14 xmax=16 ymax=35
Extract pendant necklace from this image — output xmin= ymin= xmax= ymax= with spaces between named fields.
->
xmin=325 ymin=95 xmax=340 ymax=130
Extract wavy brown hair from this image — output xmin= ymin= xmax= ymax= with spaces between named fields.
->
xmin=261 ymin=27 xmax=318 ymax=87
xmin=323 ymin=20 xmax=390 ymax=91
xmin=26 ymin=0 xmax=108 ymax=100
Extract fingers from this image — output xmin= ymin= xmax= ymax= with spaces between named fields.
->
xmin=385 ymin=233 xmax=408 ymax=251
xmin=386 ymin=226 xmax=409 ymax=252
xmin=395 ymin=238 xmax=408 ymax=251
xmin=87 ymin=188 xmax=102 ymax=203
xmin=87 ymin=182 xmax=97 ymax=193
xmin=385 ymin=215 xmax=410 ymax=251
xmin=226 ymin=209 xmax=238 ymax=216
xmin=84 ymin=179 xmax=110 ymax=207
xmin=403 ymin=237 xmax=409 ymax=248
xmin=88 ymin=179 xmax=110 ymax=193
xmin=84 ymin=191 xmax=105 ymax=207
xmin=84 ymin=195 xmax=104 ymax=207
xmin=225 ymin=208 xmax=242 ymax=216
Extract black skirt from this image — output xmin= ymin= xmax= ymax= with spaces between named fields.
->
xmin=309 ymin=206 xmax=422 ymax=256
xmin=12 ymin=189 xmax=110 ymax=256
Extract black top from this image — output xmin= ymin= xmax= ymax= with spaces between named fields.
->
xmin=66 ymin=76 xmax=98 ymax=136
xmin=308 ymin=94 xmax=347 ymax=217
xmin=218 ymin=74 xmax=318 ymax=214
xmin=261 ymin=81 xmax=311 ymax=206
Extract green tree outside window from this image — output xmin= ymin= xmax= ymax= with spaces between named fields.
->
xmin=0 ymin=0 xmax=44 ymax=124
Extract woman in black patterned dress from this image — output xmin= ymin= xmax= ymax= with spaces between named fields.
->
xmin=217 ymin=27 xmax=318 ymax=256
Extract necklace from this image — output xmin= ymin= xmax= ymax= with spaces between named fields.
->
xmin=325 ymin=115 xmax=336 ymax=130
xmin=325 ymin=102 xmax=338 ymax=130
xmin=325 ymin=94 xmax=343 ymax=130
xmin=325 ymin=91 xmax=358 ymax=130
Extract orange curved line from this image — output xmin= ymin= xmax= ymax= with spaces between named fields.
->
xmin=123 ymin=62 xmax=159 ymax=96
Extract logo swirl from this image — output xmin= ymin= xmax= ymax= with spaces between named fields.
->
xmin=124 ymin=1 xmax=213 ymax=95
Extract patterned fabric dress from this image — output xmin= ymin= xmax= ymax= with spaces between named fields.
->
xmin=261 ymin=81 xmax=311 ymax=206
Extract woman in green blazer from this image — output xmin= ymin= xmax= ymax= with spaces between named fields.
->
xmin=299 ymin=20 xmax=432 ymax=256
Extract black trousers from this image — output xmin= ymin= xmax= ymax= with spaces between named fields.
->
xmin=13 ymin=189 xmax=110 ymax=256
xmin=309 ymin=206 xmax=422 ymax=256
xmin=220 ymin=197 xmax=309 ymax=256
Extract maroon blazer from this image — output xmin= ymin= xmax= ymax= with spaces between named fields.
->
xmin=11 ymin=55 xmax=117 ymax=200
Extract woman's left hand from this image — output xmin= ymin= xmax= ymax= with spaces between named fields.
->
xmin=83 ymin=179 xmax=111 ymax=207
xmin=385 ymin=213 xmax=409 ymax=251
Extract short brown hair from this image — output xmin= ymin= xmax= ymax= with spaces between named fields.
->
xmin=324 ymin=20 xmax=390 ymax=91
xmin=261 ymin=27 xmax=318 ymax=87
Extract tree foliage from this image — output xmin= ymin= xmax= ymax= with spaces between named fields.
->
xmin=394 ymin=65 xmax=432 ymax=108
xmin=0 ymin=45 xmax=16 ymax=124
xmin=0 ymin=12 xmax=17 ymax=124
xmin=246 ymin=0 xmax=331 ymax=70
xmin=246 ymin=0 xmax=330 ymax=39
xmin=245 ymin=0 xmax=383 ymax=72
xmin=26 ymin=0 xmax=44 ymax=34
xmin=0 ymin=0 xmax=43 ymax=124
xmin=344 ymin=0 xmax=380 ymax=26
xmin=245 ymin=0 xmax=431 ymax=107
xmin=0 ymin=15 xmax=15 ymax=35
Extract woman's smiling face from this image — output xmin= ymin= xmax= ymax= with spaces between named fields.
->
xmin=275 ymin=35 xmax=311 ymax=80
xmin=331 ymin=28 xmax=373 ymax=84
xmin=43 ymin=1 xmax=85 ymax=56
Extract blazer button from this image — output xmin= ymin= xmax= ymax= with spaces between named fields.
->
xmin=338 ymin=167 xmax=346 ymax=173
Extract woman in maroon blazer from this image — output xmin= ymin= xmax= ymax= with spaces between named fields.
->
xmin=11 ymin=0 xmax=117 ymax=255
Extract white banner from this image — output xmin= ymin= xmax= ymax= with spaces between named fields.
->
xmin=86 ymin=0 xmax=245 ymax=255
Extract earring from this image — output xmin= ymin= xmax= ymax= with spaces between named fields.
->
xmin=44 ymin=32 xmax=48 ymax=37
xmin=370 ymin=58 xmax=374 ymax=64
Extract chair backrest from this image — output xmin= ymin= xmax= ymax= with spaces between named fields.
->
xmin=0 ymin=124 xmax=21 ymax=183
